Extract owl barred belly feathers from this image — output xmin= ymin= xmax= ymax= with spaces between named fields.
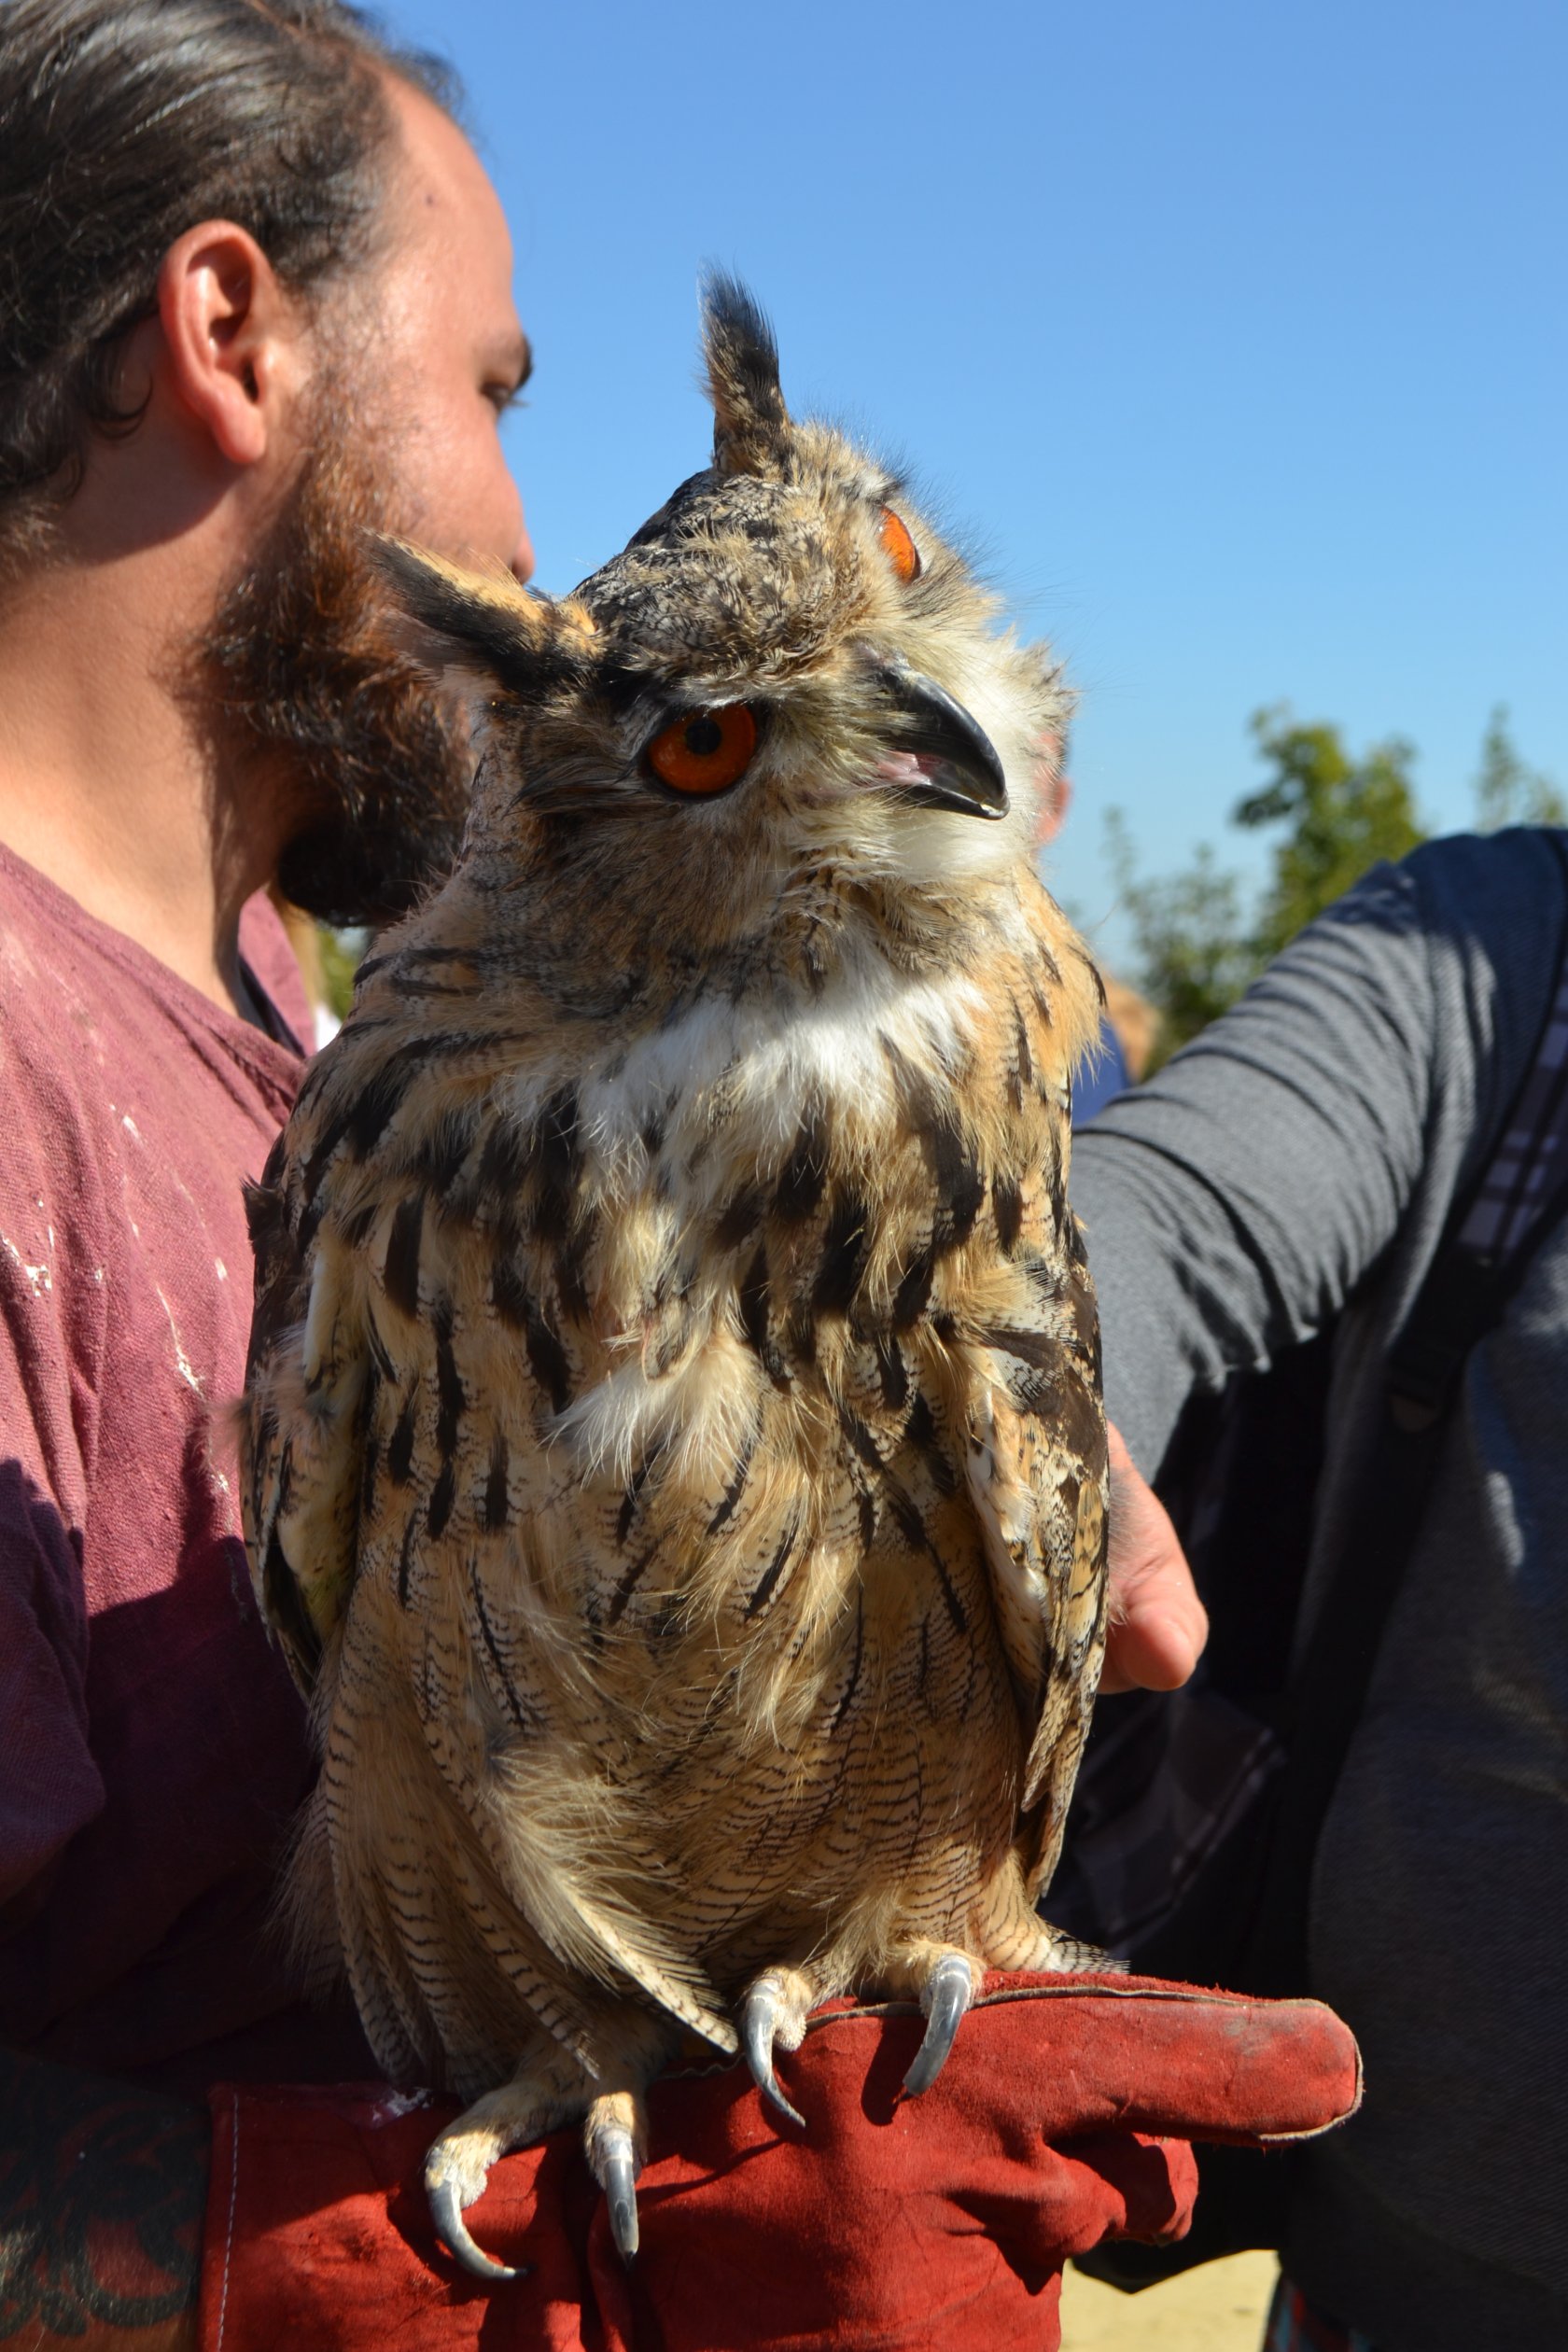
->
xmin=238 ymin=280 xmax=1112 ymax=2275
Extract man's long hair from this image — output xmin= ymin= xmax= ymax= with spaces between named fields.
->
xmin=1 ymin=1 xmax=484 ymax=927
xmin=0 ymin=0 xmax=455 ymax=569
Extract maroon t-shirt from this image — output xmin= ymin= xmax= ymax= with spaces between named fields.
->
xmin=0 ymin=845 xmax=368 ymax=2089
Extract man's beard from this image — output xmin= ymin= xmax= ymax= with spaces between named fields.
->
xmin=200 ymin=427 xmax=475 ymax=929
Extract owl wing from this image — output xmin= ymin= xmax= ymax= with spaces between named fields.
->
xmin=237 ymin=994 xmax=561 ymax=1692
xmin=237 ymin=1029 xmax=744 ymax=2061
xmin=238 ymin=1126 xmax=372 ymax=1696
xmin=963 ymin=1219 xmax=1109 ymax=1902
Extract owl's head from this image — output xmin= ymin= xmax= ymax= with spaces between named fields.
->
xmin=381 ymin=277 xmax=1069 ymax=982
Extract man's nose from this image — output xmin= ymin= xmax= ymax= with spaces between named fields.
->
xmin=511 ymin=512 xmax=536 ymax=586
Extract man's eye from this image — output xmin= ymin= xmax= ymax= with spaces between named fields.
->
xmin=484 ymin=384 xmax=526 ymax=418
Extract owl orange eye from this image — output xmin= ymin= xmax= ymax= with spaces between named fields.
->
xmin=645 ymin=704 xmax=759 ymax=795
xmin=878 ymin=505 xmax=921 ymax=584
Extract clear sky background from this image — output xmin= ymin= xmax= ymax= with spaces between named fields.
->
xmin=387 ymin=0 xmax=1564 ymax=963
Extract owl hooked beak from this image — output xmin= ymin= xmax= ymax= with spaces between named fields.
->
xmin=870 ymin=656 xmax=1009 ymax=820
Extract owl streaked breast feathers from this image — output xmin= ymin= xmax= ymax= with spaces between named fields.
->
xmin=238 ymin=276 xmax=1111 ymax=2275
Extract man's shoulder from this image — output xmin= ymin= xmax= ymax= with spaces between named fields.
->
xmin=0 ymin=852 xmax=114 ymax=1140
xmin=1246 ymin=826 xmax=1568 ymax=1094
xmin=0 ymin=848 xmax=301 ymax=1299
xmin=0 ymin=844 xmax=301 ymax=1108
xmin=0 ymin=841 xmax=146 ymax=1045
xmin=1396 ymin=827 xmax=1568 ymax=1082
xmin=1344 ymin=826 xmax=1568 ymax=957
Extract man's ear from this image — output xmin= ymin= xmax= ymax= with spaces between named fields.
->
xmin=155 ymin=220 xmax=309 ymax=469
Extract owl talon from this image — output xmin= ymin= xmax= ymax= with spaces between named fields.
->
xmin=426 ymin=2167 xmax=523 ymax=2283
xmin=903 ymin=1953 xmax=974 ymax=2096
xmin=742 ymin=1981 xmax=806 ymax=2130
xmin=601 ymin=2127 xmax=640 ymax=2261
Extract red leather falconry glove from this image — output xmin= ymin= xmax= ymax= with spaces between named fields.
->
xmin=199 ymin=1974 xmax=1360 ymax=2352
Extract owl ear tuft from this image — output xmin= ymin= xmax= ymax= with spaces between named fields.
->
xmin=371 ymin=539 xmax=577 ymax=698
xmin=700 ymin=272 xmax=791 ymax=478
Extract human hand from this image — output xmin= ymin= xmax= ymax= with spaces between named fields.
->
xmin=1100 ymin=1421 xmax=1209 ymax=1694
xmin=200 ymin=1978 xmax=1358 ymax=2352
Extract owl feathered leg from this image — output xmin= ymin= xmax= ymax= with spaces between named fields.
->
xmin=426 ymin=2042 xmax=672 ymax=2275
xmin=583 ymin=2084 xmax=647 ymax=2260
xmin=426 ymin=2051 xmax=586 ymax=2281
xmin=424 ymin=2085 xmax=648 ymax=2277
xmin=740 ymin=1940 xmax=988 ymax=2121
xmin=740 ymin=1964 xmax=820 ymax=2130
xmin=574 ymin=2002 xmax=687 ymax=2261
xmin=885 ymin=1897 xmax=1121 ymax=2103
xmin=884 ymin=1940 xmax=981 ymax=2095
xmin=1026 ymin=1919 xmax=1123 ymax=1973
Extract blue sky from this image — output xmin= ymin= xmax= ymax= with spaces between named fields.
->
xmin=388 ymin=0 xmax=1565 ymax=962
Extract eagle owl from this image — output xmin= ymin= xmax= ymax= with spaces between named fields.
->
xmin=239 ymin=280 xmax=1111 ymax=2276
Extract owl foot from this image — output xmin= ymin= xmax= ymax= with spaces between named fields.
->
xmin=425 ymin=2058 xmax=592 ymax=2282
xmin=426 ymin=2079 xmax=559 ymax=2282
xmin=740 ymin=1966 xmax=814 ymax=2130
xmin=427 ymin=2164 xmax=518 ymax=2284
xmin=584 ymin=2087 xmax=647 ymax=2262
xmin=899 ymin=1947 xmax=977 ymax=2096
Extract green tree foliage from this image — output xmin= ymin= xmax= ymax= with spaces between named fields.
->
xmin=1236 ymin=707 xmax=1428 ymax=964
xmin=318 ymin=925 xmax=368 ymax=1023
xmin=1473 ymin=704 xmax=1565 ymax=831
xmin=1109 ymin=707 xmax=1431 ymax=1066
xmin=1104 ymin=811 xmax=1257 ymax=1058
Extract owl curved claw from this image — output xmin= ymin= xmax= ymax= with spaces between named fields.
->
xmin=902 ymin=1953 xmax=974 ymax=2096
xmin=742 ymin=1982 xmax=806 ymax=2130
xmin=427 ymin=2171 xmax=523 ymax=2282
xmin=601 ymin=2127 xmax=640 ymax=2261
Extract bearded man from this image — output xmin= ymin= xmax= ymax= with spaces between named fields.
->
xmin=2 ymin=7 xmax=1300 ymax=2347
xmin=0 ymin=5 xmax=531 ymax=2340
